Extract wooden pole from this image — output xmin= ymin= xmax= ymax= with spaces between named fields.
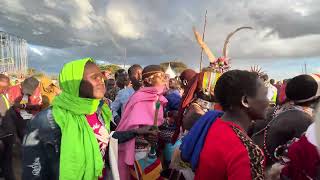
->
xmin=123 ymin=48 xmax=126 ymax=69
xmin=304 ymin=62 xmax=307 ymax=74
xmin=148 ymin=99 xmax=161 ymax=159
xmin=199 ymin=10 xmax=208 ymax=71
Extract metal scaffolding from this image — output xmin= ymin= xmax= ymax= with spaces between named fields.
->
xmin=0 ymin=31 xmax=28 ymax=74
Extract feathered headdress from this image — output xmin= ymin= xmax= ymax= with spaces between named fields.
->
xmin=250 ymin=65 xmax=266 ymax=78
xmin=193 ymin=26 xmax=253 ymax=73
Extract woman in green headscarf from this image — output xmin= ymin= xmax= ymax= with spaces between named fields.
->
xmin=22 ymin=58 xmax=158 ymax=180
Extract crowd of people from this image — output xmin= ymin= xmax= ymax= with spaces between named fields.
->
xmin=0 ymin=26 xmax=319 ymax=180
xmin=0 ymin=56 xmax=318 ymax=180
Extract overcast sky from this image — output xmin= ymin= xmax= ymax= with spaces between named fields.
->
xmin=1 ymin=0 xmax=319 ymax=79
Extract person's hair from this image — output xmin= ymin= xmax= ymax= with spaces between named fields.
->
xmin=0 ymin=74 xmax=9 ymax=83
xmin=115 ymin=69 xmax=127 ymax=80
xmin=270 ymin=79 xmax=275 ymax=85
xmin=286 ymin=74 xmax=318 ymax=103
xmin=214 ymin=70 xmax=259 ymax=111
xmin=169 ymin=78 xmax=181 ymax=90
xmin=180 ymin=69 xmax=197 ymax=82
xmin=142 ymin=65 xmax=164 ymax=87
xmin=128 ymin=64 xmax=142 ymax=77
xmin=116 ymin=76 xmax=130 ymax=89
xmin=106 ymin=79 xmax=115 ymax=90
xmin=261 ymin=74 xmax=269 ymax=82
xmin=22 ymin=77 xmax=39 ymax=95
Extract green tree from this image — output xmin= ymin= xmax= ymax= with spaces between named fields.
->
xmin=33 ymin=72 xmax=45 ymax=78
xmin=160 ymin=61 xmax=188 ymax=74
xmin=99 ymin=64 xmax=122 ymax=74
xmin=27 ymin=68 xmax=36 ymax=75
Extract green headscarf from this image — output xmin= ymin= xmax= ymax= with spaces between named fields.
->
xmin=52 ymin=58 xmax=111 ymax=180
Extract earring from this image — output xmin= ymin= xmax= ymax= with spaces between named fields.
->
xmin=241 ymin=97 xmax=249 ymax=108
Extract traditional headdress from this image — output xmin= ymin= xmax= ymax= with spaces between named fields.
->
xmin=180 ymin=69 xmax=197 ymax=87
xmin=172 ymin=26 xmax=253 ymax=143
xmin=192 ymin=26 xmax=253 ymax=97
xmin=142 ymin=65 xmax=166 ymax=86
xmin=250 ymin=65 xmax=266 ymax=78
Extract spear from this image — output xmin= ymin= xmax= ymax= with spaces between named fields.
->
xmin=148 ymin=100 xmax=161 ymax=159
xmin=199 ymin=10 xmax=208 ymax=71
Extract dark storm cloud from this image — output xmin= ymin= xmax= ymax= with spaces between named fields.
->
xmin=0 ymin=0 xmax=319 ymax=73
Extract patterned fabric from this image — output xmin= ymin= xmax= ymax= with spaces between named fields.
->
xmin=273 ymin=103 xmax=314 ymax=119
xmin=230 ymin=125 xmax=265 ymax=180
xmin=130 ymin=157 xmax=163 ymax=180
xmin=159 ymin=122 xmax=177 ymax=143
xmin=281 ymin=135 xmax=320 ymax=180
xmin=201 ymin=71 xmax=221 ymax=96
xmin=86 ymin=113 xmax=109 ymax=180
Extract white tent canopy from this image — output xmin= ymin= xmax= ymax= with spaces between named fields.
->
xmin=165 ymin=63 xmax=176 ymax=78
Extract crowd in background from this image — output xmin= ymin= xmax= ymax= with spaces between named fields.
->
xmin=0 ymin=57 xmax=319 ymax=180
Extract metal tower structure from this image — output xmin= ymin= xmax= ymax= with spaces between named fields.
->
xmin=0 ymin=31 xmax=28 ymax=74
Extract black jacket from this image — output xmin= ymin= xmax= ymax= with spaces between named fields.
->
xmin=22 ymin=107 xmax=136 ymax=180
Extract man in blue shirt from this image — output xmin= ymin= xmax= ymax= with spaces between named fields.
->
xmin=111 ymin=64 xmax=142 ymax=124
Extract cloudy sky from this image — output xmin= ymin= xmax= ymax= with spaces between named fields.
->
xmin=1 ymin=0 xmax=319 ymax=79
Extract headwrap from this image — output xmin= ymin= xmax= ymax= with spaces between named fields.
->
xmin=142 ymin=65 xmax=164 ymax=80
xmin=172 ymin=70 xmax=222 ymax=143
xmin=286 ymin=74 xmax=320 ymax=103
xmin=52 ymin=58 xmax=112 ymax=180
xmin=180 ymin=69 xmax=196 ymax=84
xmin=171 ymin=26 xmax=251 ymax=143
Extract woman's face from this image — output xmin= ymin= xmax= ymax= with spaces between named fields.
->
xmin=152 ymin=72 xmax=169 ymax=88
xmin=79 ymin=62 xmax=106 ymax=99
xmin=246 ymin=78 xmax=269 ymax=120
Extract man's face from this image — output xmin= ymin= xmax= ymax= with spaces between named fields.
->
xmin=169 ymin=78 xmax=177 ymax=89
xmin=130 ymin=68 xmax=143 ymax=89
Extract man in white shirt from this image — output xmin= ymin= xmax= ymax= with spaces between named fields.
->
xmin=262 ymin=75 xmax=277 ymax=105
